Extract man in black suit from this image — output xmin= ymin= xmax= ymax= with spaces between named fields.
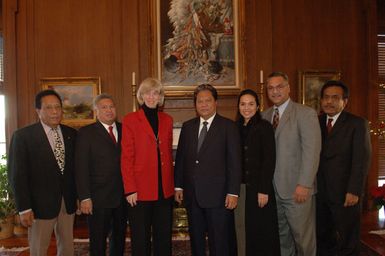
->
xmin=175 ymin=84 xmax=242 ymax=256
xmin=316 ymin=81 xmax=371 ymax=255
xmin=75 ymin=94 xmax=127 ymax=256
xmin=8 ymin=89 xmax=77 ymax=255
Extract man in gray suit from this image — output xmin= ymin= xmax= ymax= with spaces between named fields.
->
xmin=262 ymin=72 xmax=321 ymax=256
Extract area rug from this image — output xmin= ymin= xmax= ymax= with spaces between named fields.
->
xmin=74 ymin=236 xmax=192 ymax=256
xmin=0 ymin=236 xmax=194 ymax=255
xmin=0 ymin=246 xmax=29 ymax=256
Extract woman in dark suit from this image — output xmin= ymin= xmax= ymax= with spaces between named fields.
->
xmin=235 ymin=89 xmax=280 ymax=256
xmin=121 ymin=77 xmax=174 ymax=256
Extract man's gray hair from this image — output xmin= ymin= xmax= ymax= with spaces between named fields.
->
xmin=93 ymin=93 xmax=115 ymax=109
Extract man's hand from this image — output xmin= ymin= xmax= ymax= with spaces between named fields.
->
xmin=20 ymin=211 xmax=34 ymax=227
xmin=294 ymin=185 xmax=310 ymax=204
xmin=175 ymin=190 xmax=183 ymax=205
xmin=258 ymin=193 xmax=268 ymax=208
xmin=225 ymin=195 xmax=238 ymax=209
xmin=126 ymin=193 xmax=138 ymax=207
xmin=344 ymin=193 xmax=359 ymax=207
xmin=80 ymin=199 xmax=93 ymax=215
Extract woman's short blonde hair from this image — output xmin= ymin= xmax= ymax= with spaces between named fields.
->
xmin=136 ymin=77 xmax=165 ymax=106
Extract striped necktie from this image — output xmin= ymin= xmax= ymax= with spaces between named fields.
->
xmin=272 ymin=108 xmax=279 ymax=130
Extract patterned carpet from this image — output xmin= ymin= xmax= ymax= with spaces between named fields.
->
xmin=73 ymin=236 xmax=192 ymax=256
xmin=0 ymin=235 xmax=193 ymax=256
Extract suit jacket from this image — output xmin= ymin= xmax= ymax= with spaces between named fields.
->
xmin=317 ymin=111 xmax=371 ymax=203
xmin=121 ymin=109 xmax=174 ymax=201
xmin=241 ymin=118 xmax=276 ymax=195
xmin=75 ymin=121 xmax=124 ymax=209
xmin=262 ymin=100 xmax=321 ymax=199
xmin=8 ymin=122 xmax=77 ymax=219
xmin=175 ymin=114 xmax=242 ymax=208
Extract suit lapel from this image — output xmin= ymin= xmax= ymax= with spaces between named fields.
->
xmin=198 ymin=115 xmax=219 ymax=155
xmin=264 ymin=108 xmax=274 ymax=123
xmin=319 ymin=114 xmax=328 ymax=139
xmin=137 ymin=109 xmax=157 ymax=139
xmin=116 ymin=122 xmax=122 ymax=145
xmin=275 ymin=101 xmax=293 ymax=137
xmin=327 ymin=111 xmax=347 ymax=139
xmin=36 ymin=123 xmax=56 ymax=164
xmin=189 ymin=118 xmax=200 ymax=156
xmin=94 ymin=121 xmax=117 ymax=147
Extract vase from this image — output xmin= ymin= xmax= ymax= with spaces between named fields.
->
xmin=0 ymin=215 xmax=15 ymax=239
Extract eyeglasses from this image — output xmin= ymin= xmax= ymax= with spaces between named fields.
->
xmin=321 ymin=95 xmax=343 ymax=101
xmin=267 ymin=84 xmax=288 ymax=91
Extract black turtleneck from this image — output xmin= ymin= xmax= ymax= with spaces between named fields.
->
xmin=142 ymin=104 xmax=159 ymax=136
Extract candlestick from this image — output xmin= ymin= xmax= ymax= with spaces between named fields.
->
xmin=260 ymin=70 xmax=263 ymax=84
xmin=132 ymin=72 xmax=136 ymax=85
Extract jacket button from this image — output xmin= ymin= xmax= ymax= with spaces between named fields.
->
xmin=244 ymin=146 xmax=248 ymax=150
xmin=195 ymin=160 xmax=199 ymax=164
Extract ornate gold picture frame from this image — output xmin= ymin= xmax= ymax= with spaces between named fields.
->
xmin=298 ymin=70 xmax=341 ymax=113
xmin=150 ymin=0 xmax=245 ymax=97
xmin=41 ymin=77 xmax=101 ymax=127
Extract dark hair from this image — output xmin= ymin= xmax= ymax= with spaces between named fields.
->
xmin=193 ymin=84 xmax=218 ymax=104
xmin=236 ymin=89 xmax=262 ymax=124
xmin=35 ymin=90 xmax=62 ymax=109
xmin=320 ymin=80 xmax=349 ymax=99
xmin=267 ymin=71 xmax=289 ymax=84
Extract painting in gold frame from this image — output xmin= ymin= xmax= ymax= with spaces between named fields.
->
xmin=150 ymin=0 xmax=245 ymax=97
xmin=298 ymin=70 xmax=341 ymax=113
xmin=41 ymin=77 xmax=101 ymax=127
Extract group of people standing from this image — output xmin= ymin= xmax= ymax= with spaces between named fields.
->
xmin=7 ymin=71 xmax=371 ymax=256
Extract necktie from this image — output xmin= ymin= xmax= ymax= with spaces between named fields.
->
xmin=327 ymin=118 xmax=333 ymax=134
xmin=272 ymin=108 xmax=279 ymax=130
xmin=197 ymin=121 xmax=208 ymax=152
xmin=52 ymin=128 xmax=65 ymax=174
xmin=108 ymin=126 xmax=117 ymax=144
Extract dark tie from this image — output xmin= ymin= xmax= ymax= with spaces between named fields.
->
xmin=272 ymin=108 xmax=279 ymax=130
xmin=108 ymin=126 xmax=117 ymax=144
xmin=52 ymin=127 xmax=65 ymax=174
xmin=327 ymin=118 xmax=333 ymax=134
xmin=197 ymin=121 xmax=208 ymax=152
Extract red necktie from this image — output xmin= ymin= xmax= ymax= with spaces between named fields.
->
xmin=327 ymin=118 xmax=333 ymax=134
xmin=108 ymin=126 xmax=117 ymax=144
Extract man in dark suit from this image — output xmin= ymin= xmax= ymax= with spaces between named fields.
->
xmin=75 ymin=94 xmax=127 ymax=256
xmin=316 ymin=80 xmax=371 ymax=255
xmin=174 ymin=84 xmax=242 ymax=256
xmin=8 ymin=89 xmax=77 ymax=256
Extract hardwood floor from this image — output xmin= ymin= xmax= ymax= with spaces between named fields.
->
xmin=0 ymin=212 xmax=384 ymax=255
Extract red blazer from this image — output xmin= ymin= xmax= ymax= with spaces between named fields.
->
xmin=121 ymin=109 xmax=174 ymax=201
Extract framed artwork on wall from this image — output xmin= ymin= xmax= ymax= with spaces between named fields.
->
xmin=150 ymin=0 xmax=245 ymax=97
xmin=40 ymin=77 xmax=101 ymax=127
xmin=298 ymin=70 xmax=341 ymax=113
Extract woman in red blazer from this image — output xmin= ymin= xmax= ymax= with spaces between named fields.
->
xmin=121 ymin=77 xmax=174 ymax=256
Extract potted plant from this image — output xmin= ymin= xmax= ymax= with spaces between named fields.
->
xmin=0 ymin=155 xmax=16 ymax=239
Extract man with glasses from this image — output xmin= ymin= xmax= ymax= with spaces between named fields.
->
xmin=262 ymin=72 xmax=321 ymax=256
xmin=316 ymin=81 xmax=371 ymax=255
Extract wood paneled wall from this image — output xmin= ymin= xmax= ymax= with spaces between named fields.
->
xmin=3 ymin=0 xmax=375 ymax=125
xmin=2 ymin=0 xmax=379 ymax=200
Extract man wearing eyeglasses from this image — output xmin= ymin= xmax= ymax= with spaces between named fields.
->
xmin=316 ymin=81 xmax=371 ymax=256
xmin=262 ymin=72 xmax=321 ymax=256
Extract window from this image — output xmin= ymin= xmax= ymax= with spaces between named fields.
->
xmin=378 ymin=34 xmax=385 ymax=180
